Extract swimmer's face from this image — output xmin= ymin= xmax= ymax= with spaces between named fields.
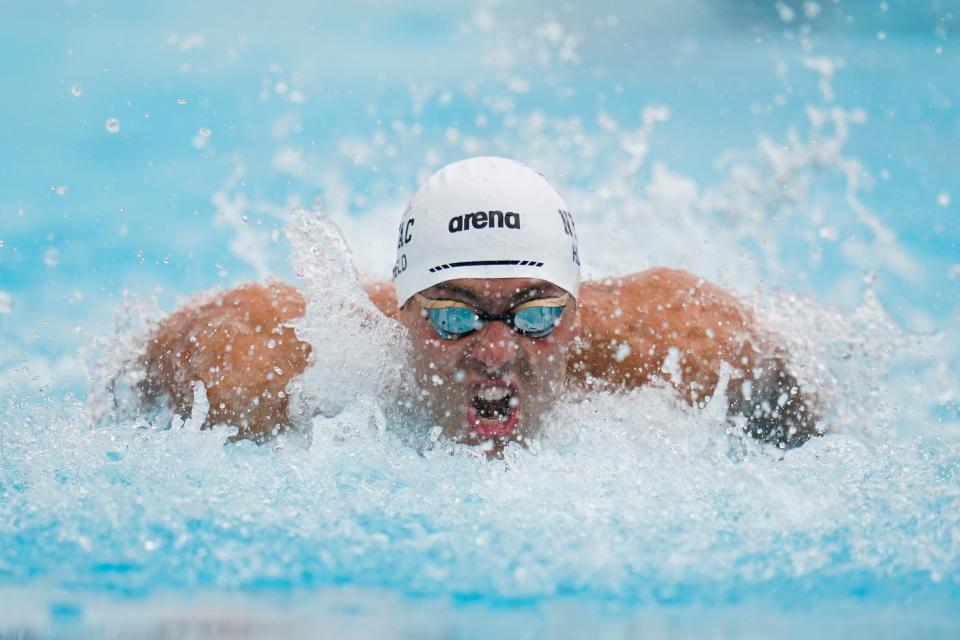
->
xmin=399 ymin=278 xmax=580 ymax=447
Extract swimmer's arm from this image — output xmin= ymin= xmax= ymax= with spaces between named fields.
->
xmin=138 ymin=281 xmax=395 ymax=441
xmin=138 ymin=282 xmax=312 ymax=442
xmin=362 ymin=281 xmax=399 ymax=318
xmin=573 ymin=268 xmax=821 ymax=447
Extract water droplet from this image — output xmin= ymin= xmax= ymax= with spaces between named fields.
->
xmin=0 ymin=240 xmax=4 ymax=248
xmin=162 ymin=256 xmax=170 ymax=264
xmin=776 ymin=2 xmax=795 ymax=23
xmin=937 ymin=192 xmax=950 ymax=207
xmin=105 ymin=118 xmax=120 ymax=133
xmin=70 ymin=83 xmax=82 ymax=97
xmin=43 ymin=248 xmax=60 ymax=268
xmin=136 ymin=250 xmax=144 ymax=263
xmin=614 ymin=342 xmax=632 ymax=362
xmin=0 ymin=291 xmax=11 ymax=315
xmin=191 ymin=131 xmax=208 ymax=150
xmin=176 ymin=97 xmax=189 ymax=105
xmin=53 ymin=185 xmax=68 ymax=197
xmin=198 ymin=127 xmax=211 ymax=137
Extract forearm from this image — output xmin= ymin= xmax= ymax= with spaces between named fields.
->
xmin=724 ymin=353 xmax=821 ymax=449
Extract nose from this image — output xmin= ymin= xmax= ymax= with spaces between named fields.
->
xmin=467 ymin=320 xmax=519 ymax=372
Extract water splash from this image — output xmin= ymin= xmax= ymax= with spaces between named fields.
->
xmin=1 ymin=2 xmax=958 ymax=635
xmin=284 ymin=209 xmax=410 ymax=426
xmin=2 ymin=376 xmax=958 ymax=607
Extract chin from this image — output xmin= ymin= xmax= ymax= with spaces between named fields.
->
xmin=466 ymin=404 xmax=521 ymax=440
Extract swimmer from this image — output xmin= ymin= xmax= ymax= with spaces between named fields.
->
xmin=138 ymin=157 xmax=820 ymax=450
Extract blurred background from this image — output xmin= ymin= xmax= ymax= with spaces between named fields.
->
xmin=0 ymin=0 xmax=957 ymax=389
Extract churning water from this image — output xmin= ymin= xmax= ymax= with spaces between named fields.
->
xmin=1 ymin=1 xmax=958 ymax=638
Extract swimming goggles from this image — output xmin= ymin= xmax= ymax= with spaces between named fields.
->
xmin=414 ymin=293 xmax=570 ymax=340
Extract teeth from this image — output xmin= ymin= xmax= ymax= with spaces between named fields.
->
xmin=477 ymin=386 xmax=510 ymax=401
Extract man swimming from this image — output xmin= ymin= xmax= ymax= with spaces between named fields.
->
xmin=139 ymin=157 xmax=820 ymax=450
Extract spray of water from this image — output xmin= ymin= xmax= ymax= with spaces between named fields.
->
xmin=1 ymin=2 xmax=958 ymax=634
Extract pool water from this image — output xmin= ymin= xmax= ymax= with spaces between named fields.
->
xmin=1 ymin=1 xmax=959 ymax=638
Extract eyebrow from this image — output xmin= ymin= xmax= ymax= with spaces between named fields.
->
xmin=428 ymin=283 xmax=485 ymax=305
xmin=428 ymin=283 xmax=556 ymax=309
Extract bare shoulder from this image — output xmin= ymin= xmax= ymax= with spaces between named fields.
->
xmin=573 ymin=268 xmax=820 ymax=447
xmin=582 ymin=268 xmax=751 ymax=321
xmin=574 ymin=268 xmax=754 ymax=394
xmin=362 ymin=281 xmax=399 ymax=318
xmin=139 ymin=281 xmax=311 ymax=441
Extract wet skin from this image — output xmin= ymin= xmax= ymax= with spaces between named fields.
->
xmin=398 ymin=278 xmax=581 ymax=447
xmin=139 ymin=269 xmax=821 ymax=448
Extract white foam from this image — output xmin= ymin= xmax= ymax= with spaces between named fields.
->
xmin=284 ymin=209 xmax=410 ymax=425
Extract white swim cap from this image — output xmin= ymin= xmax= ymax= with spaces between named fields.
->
xmin=392 ymin=157 xmax=580 ymax=307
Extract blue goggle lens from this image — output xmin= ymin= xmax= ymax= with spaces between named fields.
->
xmin=512 ymin=305 xmax=564 ymax=337
xmin=426 ymin=306 xmax=482 ymax=339
xmin=422 ymin=300 xmax=566 ymax=340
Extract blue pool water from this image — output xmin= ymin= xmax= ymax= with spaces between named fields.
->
xmin=1 ymin=1 xmax=959 ymax=637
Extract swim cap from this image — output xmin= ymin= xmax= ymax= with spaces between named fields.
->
xmin=392 ymin=157 xmax=580 ymax=307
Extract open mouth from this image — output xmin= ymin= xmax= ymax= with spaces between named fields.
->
xmin=467 ymin=383 xmax=520 ymax=439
